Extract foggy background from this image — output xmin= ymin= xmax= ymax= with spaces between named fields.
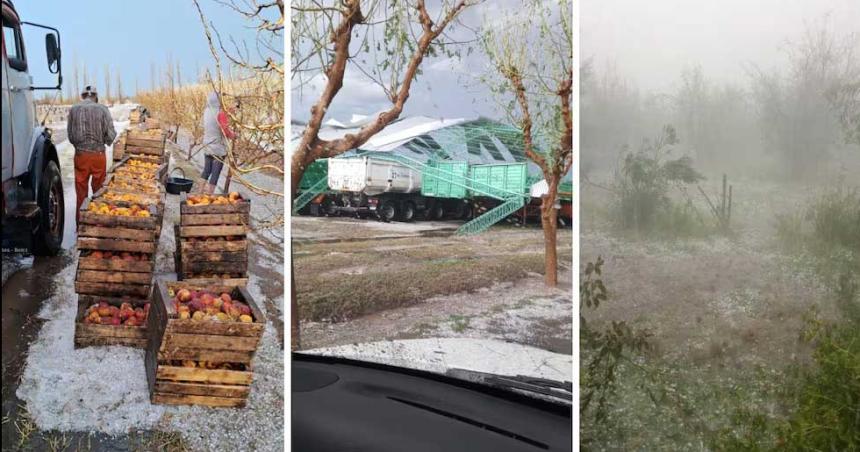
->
xmin=581 ymin=0 xmax=860 ymax=180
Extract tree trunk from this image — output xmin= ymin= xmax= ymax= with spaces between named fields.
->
xmin=289 ymin=156 xmax=307 ymax=351
xmin=291 ymin=260 xmax=300 ymax=350
xmin=290 ymin=156 xmax=306 ymax=202
xmin=223 ymin=168 xmax=232 ymax=194
xmin=540 ymin=179 xmax=560 ymax=287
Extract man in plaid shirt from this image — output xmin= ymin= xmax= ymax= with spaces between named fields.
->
xmin=67 ymin=86 xmax=116 ymax=222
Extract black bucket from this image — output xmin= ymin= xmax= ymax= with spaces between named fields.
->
xmin=165 ymin=167 xmax=193 ymax=195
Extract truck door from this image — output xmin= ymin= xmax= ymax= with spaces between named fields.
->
xmin=2 ymin=6 xmax=35 ymax=179
xmin=2 ymin=39 xmax=13 ymax=184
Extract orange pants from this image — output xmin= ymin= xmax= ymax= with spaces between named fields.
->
xmin=74 ymin=151 xmax=106 ymax=222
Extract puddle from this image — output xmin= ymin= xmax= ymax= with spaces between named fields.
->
xmin=1 ymin=253 xmax=72 ymax=447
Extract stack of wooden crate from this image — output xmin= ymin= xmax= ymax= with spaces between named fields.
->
xmin=112 ymin=130 xmax=127 ymax=162
xmin=125 ymin=128 xmax=166 ymax=161
xmin=175 ymin=192 xmax=250 ymax=285
xmin=146 ymin=280 xmax=265 ymax=407
xmin=129 ymin=109 xmax=141 ymax=125
xmin=73 ymin=155 xmax=166 ymax=349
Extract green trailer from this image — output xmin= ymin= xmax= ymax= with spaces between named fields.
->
xmin=299 ymin=159 xmax=328 ymax=191
xmin=293 ymin=159 xmax=330 ymax=214
xmin=469 ymin=162 xmax=529 ymax=199
xmin=421 ymin=160 xmax=469 ymax=199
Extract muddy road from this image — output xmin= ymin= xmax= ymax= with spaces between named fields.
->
xmin=2 ymin=255 xmax=68 ymax=449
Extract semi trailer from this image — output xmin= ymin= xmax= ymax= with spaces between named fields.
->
xmin=292 ymin=117 xmax=571 ymax=231
xmin=324 ymin=155 xmax=475 ymax=222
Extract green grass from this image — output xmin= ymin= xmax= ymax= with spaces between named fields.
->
xmin=296 ymin=253 xmax=548 ymax=321
xmin=581 ymin=354 xmax=790 ymax=450
xmin=779 ymin=316 xmax=860 ymax=450
xmin=449 ymin=315 xmax=471 ymax=333
xmin=135 ymin=430 xmax=190 ymax=452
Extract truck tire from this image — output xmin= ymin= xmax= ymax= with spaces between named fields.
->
xmin=377 ymin=200 xmax=397 ymax=222
xmin=33 ymin=160 xmax=64 ymax=256
xmin=460 ymin=203 xmax=474 ymax=221
xmin=430 ymin=204 xmax=444 ymax=221
xmin=398 ymin=201 xmax=415 ymax=222
xmin=321 ymin=198 xmax=337 ymax=216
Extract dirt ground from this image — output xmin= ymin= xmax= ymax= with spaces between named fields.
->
xmin=292 ymin=216 xmax=574 ymax=354
xmin=579 ymin=174 xmax=852 ymax=448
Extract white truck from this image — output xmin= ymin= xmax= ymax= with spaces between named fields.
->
xmin=327 ymin=156 xmax=472 ymax=222
xmin=2 ymin=0 xmax=65 ymax=255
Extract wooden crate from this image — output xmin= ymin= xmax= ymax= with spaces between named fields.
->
xmin=146 ymin=279 xmax=266 ymax=407
xmin=129 ymin=109 xmax=142 ymax=124
xmin=175 ymin=193 xmax=250 ymax=280
xmin=75 ymin=198 xmax=162 ymax=299
xmin=74 ymin=294 xmax=150 ymax=348
xmin=113 ymin=131 xmax=127 ymax=162
xmin=75 ymin=249 xmax=155 ymax=299
xmin=92 ymin=186 xmax=166 ymax=219
xmin=110 ymin=155 xmax=168 ymax=185
xmin=126 ymin=128 xmax=166 ymax=157
xmin=105 ymin=173 xmax=164 ymax=196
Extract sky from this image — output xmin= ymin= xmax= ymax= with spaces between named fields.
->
xmin=290 ymin=0 xmax=530 ymax=123
xmin=582 ymin=0 xmax=860 ymax=93
xmin=16 ymin=0 xmax=270 ymax=98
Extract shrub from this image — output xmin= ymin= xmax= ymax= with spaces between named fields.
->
xmin=580 ymin=258 xmax=650 ymax=446
xmin=779 ymin=315 xmax=860 ymax=450
xmin=613 ymin=125 xmax=706 ymax=235
xmin=776 ymin=185 xmax=860 ymax=303
xmin=807 ymin=186 xmax=860 ymax=253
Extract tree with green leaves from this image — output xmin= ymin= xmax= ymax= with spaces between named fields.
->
xmin=479 ymin=0 xmax=572 ymax=287
xmin=613 ymin=125 xmax=705 ymax=234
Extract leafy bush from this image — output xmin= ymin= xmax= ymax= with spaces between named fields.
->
xmin=613 ymin=125 xmax=706 ymax=235
xmin=580 ymin=258 xmax=650 ymax=447
xmin=778 ymin=317 xmax=860 ymax=450
xmin=774 ymin=211 xmax=808 ymax=253
xmin=776 ymin=185 xmax=860 ymax=305
xmin=807 ymin=185 xmax=860 ymax=253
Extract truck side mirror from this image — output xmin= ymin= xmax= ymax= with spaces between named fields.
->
xmin=46 ymin=33 xmax=60 ymax=74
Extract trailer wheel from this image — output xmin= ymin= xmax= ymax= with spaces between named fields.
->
xmin=377 ymin=200 xmax=397 ymax=222
xmin=321 ymin=198 xmax=337 ymax=216
xmin=430 ymin=204 xmax=444 ymax=221
xmin=460 ymin=203 xmax=474 ymax=221
xmin=33 ymin=160 xmax=64 ymax=256
xmin=398 ymin=201 xmax=415 ymax=222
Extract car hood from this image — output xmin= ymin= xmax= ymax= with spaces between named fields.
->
xmin=299 ymin=337 xmax=572 ymax=383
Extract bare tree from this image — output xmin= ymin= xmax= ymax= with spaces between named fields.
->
xmin=193 ymin=0 xmax=285 ymax=197
xmin=115 ymin=69 xmax=124 ymax=104
xmin=104 ymin=65 xmax=112 ymax=104
xmin=72 ymin=59 xmax=81 ymax=99
xmin=828 ymin=76 xmax=860 ymax=147
xmin=290 ymin=0 xmax=477 ymax=349
xmin=150 ymin=61 xmax=159 ymax=91
xmin=480 ymin=0 xmax=573 ymax=287
xmin=749 ymin=21 xmax=859 ymax=177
